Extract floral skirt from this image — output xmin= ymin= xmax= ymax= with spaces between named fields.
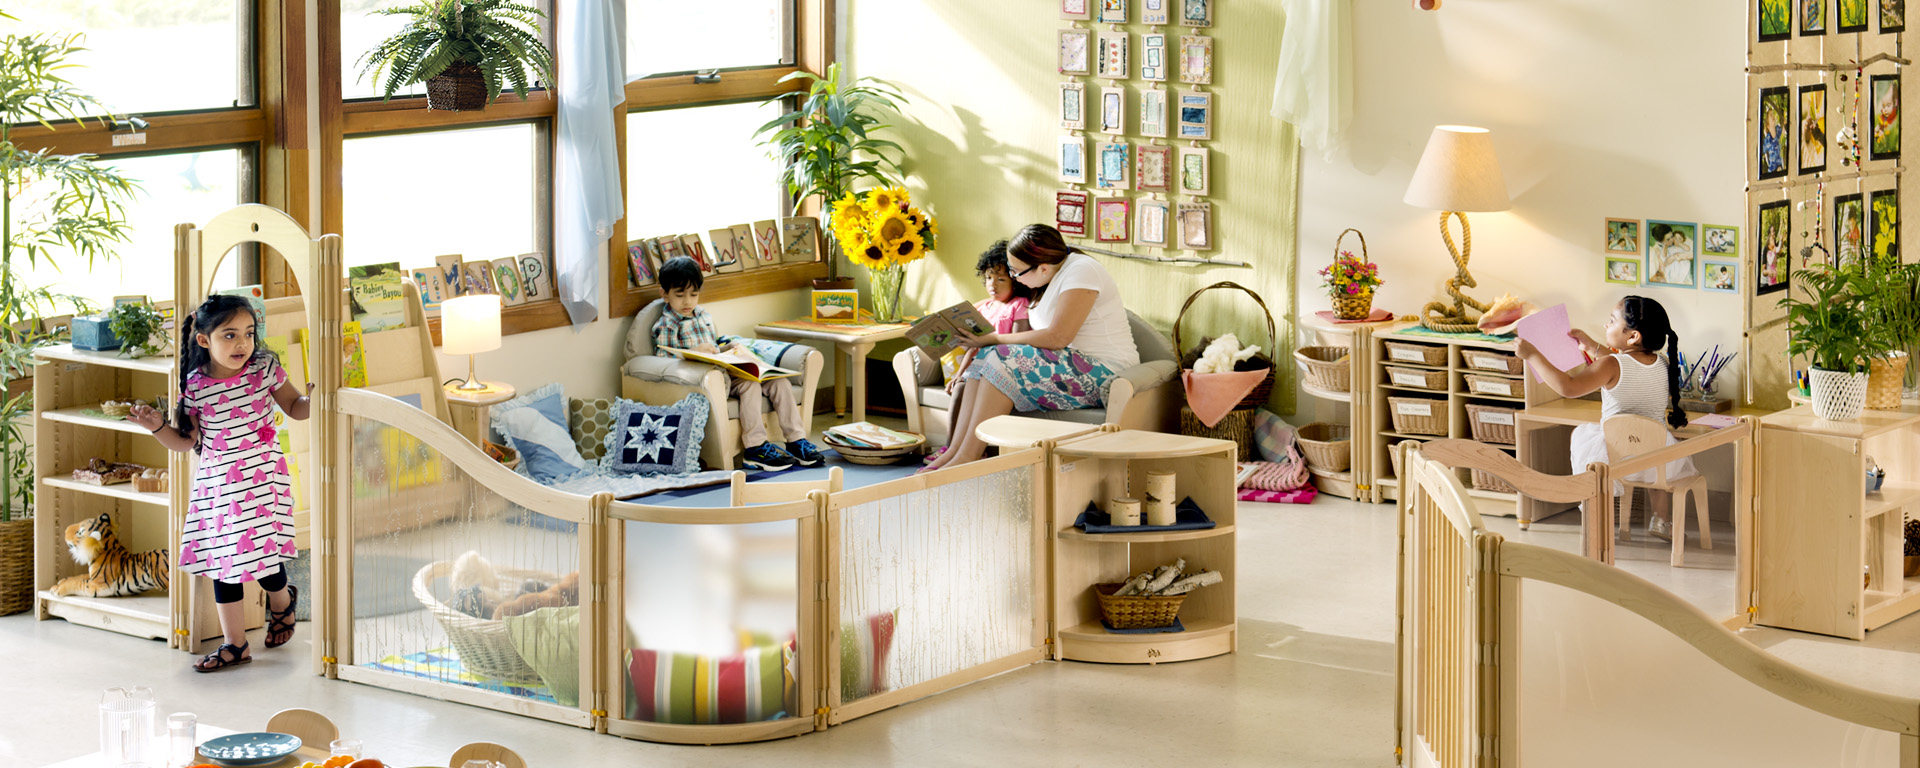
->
xmin=961 ymin=345 xmax=1117 ymax=412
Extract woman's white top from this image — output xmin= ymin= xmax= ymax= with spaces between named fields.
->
xmin=1601 ymin=351 xmax=1670 ymax=423
xmin=1030 ymin=251 xmax=1140 ymax=371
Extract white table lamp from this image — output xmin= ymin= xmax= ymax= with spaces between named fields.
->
xmin=1404 ymin=125 xmax=1511 ymax=332
xmin=441 ymin=294 xmax=501 ymax=392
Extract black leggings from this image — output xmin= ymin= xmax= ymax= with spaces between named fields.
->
xmin=213 ymin=567 xmax=287 ymax=604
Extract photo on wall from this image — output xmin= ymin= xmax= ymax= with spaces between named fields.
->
xmin=1137 ymin=199 xmax=1171 ymax=247
xmin=1061 ymin=0 xmax=1091 ymax=21
xmin=1759 ymin=86 xmax=1790 ymax=179
xmin=1181 ymin=0 xmax=1212 ymax=27
xmin=1060 ymin=82 xmax=1086 ymax=130
xmin=1835 ymin=192 xmax=1866 ymax=267
xmin=1059 ymin=136 xmax=1087 ymax=184
xmin=1137 ymin=144 xmax=1174 ymax=192
xmin=1177 ymin=90 xmax=1213 ymax=140
xmin=1884 ymin=0 xmax=1906 ymax=32
xmin=1799 ymin=84 xmax=1827 ymax=174
xmin=1757 ymin=199 xmax=1791 ymax=294
xmin=1178 ymin=35 xmax=1213 ymax=85
xmin=1177 ymin=201 xmax=1212 ymax=250
xmin=1100 ymin=86 xmax=1126 ymax=134
xmin=1760 ymin=0 xmax=1792 ymax=41
xmin=1702 ymin=260 xmax=1740 ymax=293
xmin=1803 ymin=0 xmax=1827 ymax=34
xmin=1141 ymin=34 xmax=1168 ymax=82
xmin=1872 ymin=189 xmax=1900 ymax=261
xmin=1143 ymin=0 xmax=1169 ymax=24
xmin=1057 ymin=190 xmax=1090 ymax=237
xmin=1096 ymin=141 xmax=1131 ymax=189
xmin=1140 ymin=88 xmax=1169 ymax=138
xmin=1100 ymin=0 xmax=1128 ymax=23
xmin=1644 ymin=220 xmax=1698 ymax=289
xmin=1871 ymin=74 xmax=1900 ymax=160
xmin=1605 ymin=257 xmax=1641 ymax=286
xmin=1179 ymin=146 xmax=1209 ymax=195
xmin=1098 ymin=32 xmax=1130 ymax=80
xmin=1841 ymin=0 xmax=1870 ymax=31
xmin=1703 ymin=224 xmax=1739 ymax=257
xmin=1605 ymin=218 xmax=1641 ymax=254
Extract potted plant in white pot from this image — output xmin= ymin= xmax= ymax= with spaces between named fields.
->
xmin=355 ymin=0 xmax=556 ymax=112
xmin=1863 ymin=259 xmax=1920 ymax=409
xmin=1782 ymin=264 xmax=1883 ymax=420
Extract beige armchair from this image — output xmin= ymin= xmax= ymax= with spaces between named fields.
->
xmin=622 ymin=300 xmax=825 ymax=470
xmin=891 ymin=310 xmax=1180 ymax=446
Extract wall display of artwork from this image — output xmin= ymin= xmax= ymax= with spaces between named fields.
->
xmin=518 ymin=252 xmax=553 ymax=300
xmin=1100 ymin=0 xmax=1128 ymax=24
xmin=462 ymin=260 xmax=497 ymax=295
xmin=1097 ymin=141 xmax=1132 ymax=189
xmin=1140 ymin=88 xmax=1169 ymax=137
xmin=1872 ymin=188 xmax=1900 ymax=260
xmin=1137 ymin=199 xmax=1171 ymax=247
xmin=1840 ymin=0 xmax=1870 ymax=31
xmin=752 ymin=220 xmax=784 ymax=265
xmin=1799 ymin=84 xmax=1827 ymax=174
xmin=1177 ymin=90 xmax=1213 ymax=140
xmin=1062 ymin=0 xmax=1092 ymax=21
xmin=1644 ymin=220 xmax=1698 ymax=289
xmin=1885 ymin=0 xmax=1907 ymax=32
xmin=1179 ymin=146 xmax=1210 ymax=196
xmin=1758 ymin=86 xmax=1790 ymax=179
xmin=1872 ymin=74 xmax=1901 ymax=160
xmin=1137 ymin=144 xmax=1174 ymax=192
xmin=1702 ymin=224 xmax=1740 ymax=257
xmin=1057 ymin=191 xmax=1090 ymax=237
xmin=1756 ymin=199 xmax=1791 ymax=295
xmin=1605 ymin=257 xmax=1640 ymax=286
xmin=1096 ymin=198 xmax=1132 ymax=242
xmin=1143 ymin=0 xmax=1170 ymax=25
xmin=1141 ymin=34 xmax=1168 ymax=81
xmin=729 ymin=224 xmax=759 ymax=270
xmin=707 ymin=228 xmax=742 ymax=273
xmin=491 ymin=256 xmax=529 ymax=306
xmin=1803 ymin=0 xmax=1828 ymax=34
xmin=1098 ymin=32 xmax=1130 ymax=79
xmin=1605 ymin=218 xmax=1641 ymax=254
xmin=1100 ymin=86 xmax=1127 ymax=134
xmin=625 ymin=241 xmax=656 ymax=288
xmin=1059 ymin=29 xmax=1091 ymax=75
xmin=435 ymin=253 xmax=464 ymax=297
xmin=1181 ymin=0 xmax=1212 ymax=27
xmin=1060 ymin=136 xmax=1088 ymax=184
xmin=1759 ymin=0 xmax=1791 ymax=41
xmin=678 ymin=233 xmax=713 ymax=272
xmin=1176 ymin=202 xmax=1212 ymax=250
xmin=1834 ymin=192 xmax=1866 ymax=266
xmin=1179 ymin=35 xmax=1213 ymax=85
xmin=1061 ymin=82 xmax=1086 ymax=130
xmin=1703 ymin=260 xmax=1740 ymax=293
xmin=782 ymin=217 xmax=821 ymax=263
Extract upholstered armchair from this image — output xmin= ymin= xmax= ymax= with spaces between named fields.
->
xmin=622 ymin=300 xmax=825 ymax=470
xmin=891 ymin=310 xmax=1180 ymax=446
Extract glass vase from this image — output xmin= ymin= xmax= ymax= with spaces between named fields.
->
xmin=868 ymin=264 xmax=907 ymax=324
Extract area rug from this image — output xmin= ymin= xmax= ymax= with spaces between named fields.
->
xmin=365 ymin=647 xmax=559 ymax=703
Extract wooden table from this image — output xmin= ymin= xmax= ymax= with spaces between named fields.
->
xmin=975 ymin=414 xmax=1103 ymax=450
xmin=753 ymin=320 xmax=909 ymax=423
xmin=43 ymin=724 xmax=333 ymax=768
xmin=444 ymin=380 xmax=516 ymax=446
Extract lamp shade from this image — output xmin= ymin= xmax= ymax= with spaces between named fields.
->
xmin=1403 ymin=125 xmax=1511 ymax=213
xmin=440 ymin=294 xmax=502 ymax=356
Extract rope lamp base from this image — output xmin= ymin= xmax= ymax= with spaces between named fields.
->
xmin=1418 ymin=210 xmax=1489 ymax=333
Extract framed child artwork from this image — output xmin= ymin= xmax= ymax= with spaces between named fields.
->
xmin=1098 ymin=32 xmax=1129 ymax=79
xmin=1176 ymin=202 xmax=1212 ymax=250
xmin=1834 ymin=192 xmax=1866 ymax=266
xmin=1100 ymin=86 xmax=1126 ymax=134
xmin=518 ymin=252 xmax=553 ymax=300
xmin=1178 ymin=90 xmax=1213 ymax=140
xmin=782 ymin=216 xmax=821 ymax=263
xmin=1140 ymin=88 xmax=1169 ymax=138
xmin=1137 ymin=199 xmax=1172 ymax=247
xmin=659 ymin=233 xmax=688 ymax=271
xmin=1061 ymin=82 xmax=1086 ymax=130
xmin=1059 ymin=136 xmax=1088 ymax=184
xmin=753 ymin=219 xmax=784 ymax=264
xmin=462 ymin=260 xmax=497 ymax=295
xmin=1702 ymin=260 xmax=1739 ymax=293
xmin=1644 ymin=220 xmax=1697 ymax=288
xmin=1096 ymin=141 xmax=1131 ymax=189
xmin=729 ymin=224 xmax=760 ymax=270
xmin=686 ymin=234 xmax=719 ymax=274
xmin=1141 ymin=34 xmax=1168 ymax=81
xmin=435 ymin=253 xmax=465 ymax=297
xmin=1179 ymin=146 xmax=1210 ymax=196
xmin=1701 ymin=224 xmax=1739 ymax=257
xmin=1884 ymin=0 xmax=1906 ymax=32
xmin=1871 ymin=74 xmax=1900 ymax=160
xmin=1059 ymin=29 xmax=1091 ymax=75
xmin=1756 ymin=199 xmax=1791 ymax=294
xmin=491 ymin=257 xmax=529 ymax=306
xmin=625 ymin=241 xmax=655 ymax=288
xmin=707 ymin=228 xmax=740 ymax=273
xmin=1872 ymin=188 xmax=1899 ymax=261
xmin=1137 ymin=144 xmax=1174 ymax=192
xmin=1061 ymin=0 xmax=1091 ymax=21
xmin=1100 ymin=0 xmax=1128 ymax=23
xmin=1803 ymin=0 xmax=1827 ymax=34
xmin=1758 ymin=86 xmax=1789 ymax=180
xmin=1840 ymin=0 xmax=1870 ymax=31
xmin=1095 ymin=198 xmax=1131 ymax=243
xmin=1605 ymin=218 xmax=1640 ymax=254
xmin=1759 ymin=0 xmax=1791 ymax=41
xmin=1178 ymin=35 xmax=1213 ymax=85
xmin=412 ymin=268 xmax=448 ymax=313
xmin=1799 ymin=84 xmax=1827 ymax=174
xmin=1181 ymin=0 xmax=1212 ymax=27
xmin=1605 ymin=257 xmax=1640 ymax=286
xmin=1143 ymin=0 xmax=1170 ymax=25
xmin=1057 ymin=190 xmax=1090 ymax=237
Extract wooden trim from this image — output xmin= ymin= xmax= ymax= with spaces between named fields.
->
xmin=319 ymin=0 xmax=345 ymax=238
xmin=341 ymin=93 xmax=557 ymax=135
xmin=797 ymin=0 xmax=834 ymax=78
xmin=826 ymin=448 xmax=1044 ymax=509
xmin=1605 ymin=421 xmax=1752 ymax=478
xmin=604 ymin=715 xmax=815 ymax=745
xmin=609 ymin=261 xmax=828 ymax=323
xmin=622 ymin=67 xmax=805 ymax=111
xmin=1418 ymin=439 xmax=1595 ymax=504
xmin=6 ymin=110 xmax=268 ymax=155
xmin=605 ymin=496 xmax=815 ymax=525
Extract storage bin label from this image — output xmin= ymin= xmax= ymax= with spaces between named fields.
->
xmin=1389 ymin=347 xmax=1429 ymax=362
xmin=1391 ymin=371 xmax=1429 ymax=387
xmin=1470 ymin=355 xmax=1512 ymax=370
xmin=1472 ymin=380 xmax=1510 ymax=395
xmin=1395 ymin=403 xmax=1433 ymax=416
xmin=1478 ymin=411 xmax=1516 ymax=426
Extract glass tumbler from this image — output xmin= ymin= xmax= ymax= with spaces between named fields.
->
xmin=167 ymin=713 xmax=196 ymax=768
xmin=329 ymin=738 xmax=363 ymax=760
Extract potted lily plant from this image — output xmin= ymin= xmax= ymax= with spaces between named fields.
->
xmin=355 ymin=0 xmax=556 ymax=111
xmin=1781 ymin=263 xmax=1887 ymax=420
xmin=753 ymin=63 xmax=909 ymax=280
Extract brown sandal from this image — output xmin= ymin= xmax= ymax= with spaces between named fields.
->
xmin=265 ymin=585 xmax=298 ymax=648
xmin=195 ymin=642 xmax=251 ymax=672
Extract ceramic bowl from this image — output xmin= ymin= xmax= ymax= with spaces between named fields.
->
xmin=198 ymin=732 xmax=302 ymax=766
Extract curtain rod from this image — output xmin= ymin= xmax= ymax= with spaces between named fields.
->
xmin=1076 ymin=243 xmax=1252 ymax=268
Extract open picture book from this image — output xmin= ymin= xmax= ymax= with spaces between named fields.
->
xmin=659 ymin=345 xmax=800 ymax=383
xmin=906 ymin=301 xmax=996 ymax=358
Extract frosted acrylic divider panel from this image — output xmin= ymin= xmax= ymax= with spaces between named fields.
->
xmin=1516 ymin=580 xmax=1898 ymax=767
xmin=348 ymin=414 xmax=581 ymax=705
xmin=836 ymin=466 xmax=1035 ymax=703
xmin=621 ymin=519 xmax=802 ymax=725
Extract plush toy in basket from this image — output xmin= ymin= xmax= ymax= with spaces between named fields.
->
xmin=1176 ymin=281 xmax=1279 ymax=428
xmin=414 ymin=553 xmax=573 ymax=684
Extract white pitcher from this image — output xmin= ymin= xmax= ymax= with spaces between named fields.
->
xmin=99 ymin=686 xmax=155 ymax=767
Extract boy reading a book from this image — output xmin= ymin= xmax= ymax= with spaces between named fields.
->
xmin=653 ymin=256 xmax=823 ymax=471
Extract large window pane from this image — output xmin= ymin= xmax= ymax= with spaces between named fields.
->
xmin=343 ymin=123 xmax=541 ymax=271
xmin=625 ymin=101 xmax=785 ymax=245
xmin=341 ymin=0 xmax=425 ymax=101
xmin=627 ymin=0 xmax=790 ymax=79
xmin=6 ymin=1 xmax=248 ymax=114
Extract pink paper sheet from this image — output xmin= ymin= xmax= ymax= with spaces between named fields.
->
xmin=1514 ymin=304 xmax=1586 ymax=383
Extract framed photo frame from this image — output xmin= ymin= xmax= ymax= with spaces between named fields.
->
xmin=1803 ymin=0 xmax=1828 ymax=34
xmin=1605 ymin=257 xmax=1641 ymax=286
xmin=1095 ymin=198 xmax=1132 ymax=243
xmin=1100 ymin=86 xmax=1127 ymax=135
xmin=1840 ymin=0 xmax=1870 ymax=31
xmin=1834 ymin=192 xmax=1866 ymax=267
xmin=1871 ymin=74 xmax=1900 ymax=160
xmin=1096 ymin=141 xmax=1131 ymax=189
xmin=1644 ymin=220 xmax=1698 ymax=289
xmin=1140 ymin=88 xmax=1169 ymax=138
xmin=1059 ymin=29 xmax=1091 ymax=75
xmin=1178 ymin=146 xmax=1210 ymax=196
xmin=1059 ymin=136 xmax=1088 ymax=184
xmin=1799 ymin=84 xmax=1827 ymax=174
xmin=1141 ymin=33 xmax=1169 ymax=81
xmin=1605 ymin=218 xmax=1641 ymax=254
xmin=1872 ymin=188 xmax=1900 ymax=261
xmin=1702 ymin=260 xmax=1740 ymax=293
xmin=1178 ymin=35 xmax=1213 ymax=85
xmin=1181 ymin=0 xmax=1212 ymax=27
xmin=1884 ymin=0 xmax=1906 ymax=32
xmin=1098 ymin=32 xmax=1130 ymax=79
xmin=1057 ymin=191 xmax=1090 ymax=237
xmin=1176 ymin=202 xmax=1212 ymax=250
xmin=1061 ymin=82 xmax=1087 ymax=130
xmin=1137 ymin=199 xmax=1171 ymax=247
xmin=1177 ymin=90 xmax=1213 ymax=140
xmin=1757 ymin=199 xmax=1791 ymax=294
xmin=1061 ymin=0 xmax=1092 ymax=21
xmin=1759 ymin=0 xmax=1791 ymax=41
xmin=1100 ymin=0 xmax=1128 ymax=24
xmin=1702 ymin=224 xmax=1739 ymax=257
xmin=1758 ymin=86 xmax=1790 ymax=180
xmin=1137 ymin=144 xmax=1174 ymax=192
xmin=1143 ymin=0 xmax=1170 ymax=25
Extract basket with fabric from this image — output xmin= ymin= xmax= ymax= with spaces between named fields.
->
xmin=1175 ymin=282 xmax=1280 ymax=426
xmin=413 ymin=560 xmax=559 ymax=684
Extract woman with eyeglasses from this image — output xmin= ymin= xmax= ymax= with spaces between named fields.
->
xmin=921 ymin=223 xmax=1139 ymax=472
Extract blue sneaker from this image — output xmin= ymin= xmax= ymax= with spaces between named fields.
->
xmin=743 ymin=442 xmax=796 ymax=471
xmin=786 ymin=438 xmax=825 ymax=467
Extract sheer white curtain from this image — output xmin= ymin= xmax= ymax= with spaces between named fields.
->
xmin=1271 ymin=0 xmax=1352 ymax=161
xmin=556 ymin=0 xmax=626 ymax=328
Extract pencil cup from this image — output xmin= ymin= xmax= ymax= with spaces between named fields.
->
xmin=1108 ymin=498 xmax=1142 ymax=526
xmin=1144 ymin=470 xmax=1178 ymax=526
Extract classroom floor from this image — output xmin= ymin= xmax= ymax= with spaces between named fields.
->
xmin=8 ymin=438 xmax=1920 ymax=767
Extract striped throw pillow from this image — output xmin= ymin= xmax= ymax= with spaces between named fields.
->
xmin=840 ymin=611 xmax=898 ymax=700
xmin=626 ymin=644 xmax=789 ymax=725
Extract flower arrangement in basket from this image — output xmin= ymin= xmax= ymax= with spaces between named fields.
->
xmin=830 ymin=186 xmax=938 ymax=324
xmin=1320 ymin=229 xmax=1383 ymax=320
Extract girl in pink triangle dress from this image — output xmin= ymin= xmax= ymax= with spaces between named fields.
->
xmin=129 ymin=294 xmax=314 ymax=672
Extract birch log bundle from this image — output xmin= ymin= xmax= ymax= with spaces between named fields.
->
xmin=1113 ymin=558 xmax=1223 ymax=597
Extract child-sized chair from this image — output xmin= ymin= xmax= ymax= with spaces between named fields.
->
xmin=1605 ymin=414 xmax=1711 ymax=566
xmin=264 ymin=708 xmax=337 ymax=752
xmin=449 ymin=742 xmax=526 ymax=768
xmin=729 ymin=466 xmax=843 ymax=505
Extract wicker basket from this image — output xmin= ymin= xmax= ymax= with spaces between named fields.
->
xmin=1296 ymin=423 xmax=1352 ymax=472
xmin=1175 ymin=281 xmax=1279 ymax=410
xmin=1328 ymin=229 xmax=1378 ymax=320
xmin=413 ymin=560 xmax=560 ymax=684
xmin=1388 ymin=396 xmax=1448 ymax=436
xmin=1383 ymin=341 xmax=1447 ymax=367
xmin=1094 ymin=582 xmax=1189 ymax=629
xmin=1384 ymin=365 xmax=1446 ymax=391
xmin=0 ymin=517 xmax=30 ymax=616
xmin=1463 ymin=374 xmax=1522 ymax=399
xmin=823 ymin=433 xmax=926 ymax=465
xmin=1461 ymin=349 xmax=1524 ymax=376
xmin=1472 ymin=468 xmax=1518 ymax=494
xmin=1465 ymin=404 xmax=1519 ymax=445
xmin=426 ymin=62 xmax=489 ymax=111
xmin=1294 ymin=346 xmax=1351 ymax=392
xmin=1179 ymin=407 xmax=1254 ymax=461
xmin=1387 ymin=439 xmax=1425 ymax=480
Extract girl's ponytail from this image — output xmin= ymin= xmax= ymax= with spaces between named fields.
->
xmin=1622 ymin=295 xmax=1688 ymax=430
xmin=175 ymin=307 xmax=203 ymax=450
xmin=1663 ymin=328 xmax=1686 ymax=430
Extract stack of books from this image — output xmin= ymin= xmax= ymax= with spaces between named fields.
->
xmin=823 ymin=422 xmax=921 ymax=449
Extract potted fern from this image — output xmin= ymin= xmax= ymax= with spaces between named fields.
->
xmin=355 ymin=0 xmax=556 ymax=111
xmin=1781 ymin=264 xmax=1884 ymax=420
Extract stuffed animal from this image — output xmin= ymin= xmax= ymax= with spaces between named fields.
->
xmin=51 ymin=513 xmax=169 ymax=597
xmin=1194 ymin=334 xmax=1262 ymax=374
xmin=492 ymin=571 xmax=579 ymax=620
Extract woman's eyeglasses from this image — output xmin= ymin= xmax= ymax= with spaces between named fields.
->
xmin=1010 ymin=262 xmax=1038 ymax=278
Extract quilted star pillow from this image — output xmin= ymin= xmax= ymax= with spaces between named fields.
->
xmin=603 ymin=393 xmax=710 ymax=476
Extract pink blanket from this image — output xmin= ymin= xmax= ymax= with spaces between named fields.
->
xmin=1181 ymin=368 xmax=1268 ymax=427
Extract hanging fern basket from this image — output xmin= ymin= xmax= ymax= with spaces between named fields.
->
xmin=426 ymin=62 xmax=489 ymax=112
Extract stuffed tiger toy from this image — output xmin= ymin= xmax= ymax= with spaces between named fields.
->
xmin=51 ymin=512 xmax=170 ymax=597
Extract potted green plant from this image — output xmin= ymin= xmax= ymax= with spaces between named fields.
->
xmin=753 ymin=63 xmax=910 ymax=277
xmin=355 ymin=0 xmax=556 ymax=112
xmin=1861 ymin=259 xmax=1920 ymax=408
xmin=106 ymin=302 xmax=166 ymax=359
xmin=1781 ymin=264 xmax=1884 ymax=420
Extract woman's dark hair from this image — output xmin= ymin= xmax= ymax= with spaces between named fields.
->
xmin=175 ymin=294 xmax=271 ymax=451
xmin=975 ymin=240 xmax=1034 ymax=301
xmin=658 ymin=256 xmax=704 ymax=293
xmin=1621 ymin=295 xmax=1686 ymax=429
xmin=1007 ymin=224 xmax=1080 ymax=268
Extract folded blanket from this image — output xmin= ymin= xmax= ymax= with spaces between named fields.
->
xmin=543 ymin=468 xmax=734 ymax=499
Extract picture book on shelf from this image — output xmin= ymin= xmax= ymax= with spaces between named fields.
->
xmin=348 ymin=262 xmax=407 ymax=333
xmin=657 ymin=345 xmax=800 ymax=383
xmin=342 ymin=320 xmax=368 ymax=388
xmin=905 ymin=301 xmax=995 ymax=358
xmin=214 ymin=285 xmax=267 ymax=332
xmin=824 ymin=422 xmax=920 ymax=449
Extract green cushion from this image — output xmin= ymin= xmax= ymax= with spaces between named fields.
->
xmin=505 ymin=606 xmax=581 ymax=707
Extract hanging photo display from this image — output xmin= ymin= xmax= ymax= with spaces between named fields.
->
xmin=1143 ymin=0 xmax=1170 ymax=25
xmin=1100 ymin=86 xmax=1127 ymax=134
xmin=1644 ymin=220 xmax=1698 ymax=289
xmin=1759 ymin=0 xmax=1791 ymax=41
xmin=1178 ymin=35 xmax=1213 ymax=85
xmin=1137 ymin=199 xmax=1171 ymax=247
xmin=1098 ymin=32 xmax=1130 ymax=79
xmin=1061 ymin=82 xmax=1086 ymax=130
xmin=1884 ymin=0 xmax=1906 ymax=32
xmin=1137 ymin=145 xmax=1175 ymax=192
xmin=1057 ymin=191 xmax=1090 ymax=236
xmin=1177 ymin=201 xmax=1213 ymax=250
xmin=1179 ymin=146 xmax=1210 ymax=195
xmin=1871 ymin=74 xmax=1901 ymax=160
xmin=1799 ymin=84 xmax=1827 ymax=174
xmin=1177 ymin=90 xmax=1213 ymax=140
xmin=1756 ymin=199 xmax=1791 ymax=294
xmin=1872 ymin=188 xmax=1900 ymax=261
xmin=1758 ymin=86 xmax=1790 ymax=179
xmin=1096 ymin=198 xmax=1132 ymax=242
xmin=1834 ymin=192 xmax=1866 ymax=266
xmin=1840 ymin=0 xmax=1870 ymax=31
xmin=1181 ymin=0 xmax=1212 ymax=27
xmin=1141 ymin=33 xmax=1169 ymax=82
xmin=1059 ymin=136 xmax=1088 ymax=184
xmin=1061 ymin=0 xmax=1092 ymax=21
xmin=1100 ymin=0 xmax=1129 ymax=23
xmin=1605 ymin=218 xmax=1641 ymax=254
xmin=1059 ymin=29 xmax=1091 ymax=75
xmin=1702 ymin=260 xmax=1740 ymax=293
xmin=1803 ymin=0 xmax=1827 ymax=35
xmin=1702 ymin=224 xmax=1739 ymax=257
xmin=1140 ymin=88 xmax=1169 ymax=137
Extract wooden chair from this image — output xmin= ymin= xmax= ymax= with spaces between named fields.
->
xmin=729 ymin=465 xmax=843 ymax=505
xmin=264 ymin=708 xmax=337 ymax=750
xmin=1603 ymin=414 xmax=1711 ymax=566
xmin=449 ymin=742 xmax=525 ymax=768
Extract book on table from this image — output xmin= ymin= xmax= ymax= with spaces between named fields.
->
xmin=824 ymin=422 xmax=921 ymax=449
xmin=905 ymin=301 xmax=997 ymax=358
xmin=659 ymin=346 xmax=801 ymax=383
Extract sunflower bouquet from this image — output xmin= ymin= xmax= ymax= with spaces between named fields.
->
xmin=830 ymin=186 xmax=938 ymax=323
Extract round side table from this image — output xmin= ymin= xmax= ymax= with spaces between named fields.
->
xmin=444 ymin=381 xmax=516 ymax=446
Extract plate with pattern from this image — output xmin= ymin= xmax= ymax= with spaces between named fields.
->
xmin=198 ymin=731 xmax=303 ymax=766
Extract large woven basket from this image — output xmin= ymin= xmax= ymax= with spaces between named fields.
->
xmin=1179 ymin=406 xmax=1254 ymax=460
xmin=1383 ymin=341 xmax=1447 ymax=367
xmin=413 ymin=560 xmax=560 ymax=684
xmin=1461 ymin=349 xmax=1524 ymax=376
xmin=1464 ymin=404 xmax=1519 ymax=445
xmin=1388 ymin=396 xmax=1448 ymax=435
xmin=426 ymin=62 xmax=489 ymax=111
xmin=1175 ymin=281 xmax=1279 ymax=410
xmin=0 ymin=517 xmax=30 ymax=616
xmin=1094 ymin=582 xmax=1189 ymax=629
xmin=1294 ymin=346 xmax=1351 ymax=392
xmin=1471 ymin=467 xmax=1518 ymax=494
xmin=1296 ymin=423 xmax=1352 ymax=472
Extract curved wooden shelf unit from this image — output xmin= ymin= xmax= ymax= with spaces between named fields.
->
xmin=1298 ymin=382 xmax=1352 ymax=403
xmin=42 ymin=407 xmax=152 ymax=435
xmin=42 ymin=476 xmax=170 ymax=506
xmin=1057 ymin=524 xmax=1235 ymax=543
xmin=33 ymin=345 xmax=174 ymax=374
xmin=1052 ymin=431 xmax=1233 ymax=460
xmin=1056 ymin=618 xmax=1236 ymax=663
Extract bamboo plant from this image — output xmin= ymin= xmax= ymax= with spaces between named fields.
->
xmin=355 ymin=0 xmax=556 ymax=107
xmin=753 ymin=63 xmax=909 ymax=218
